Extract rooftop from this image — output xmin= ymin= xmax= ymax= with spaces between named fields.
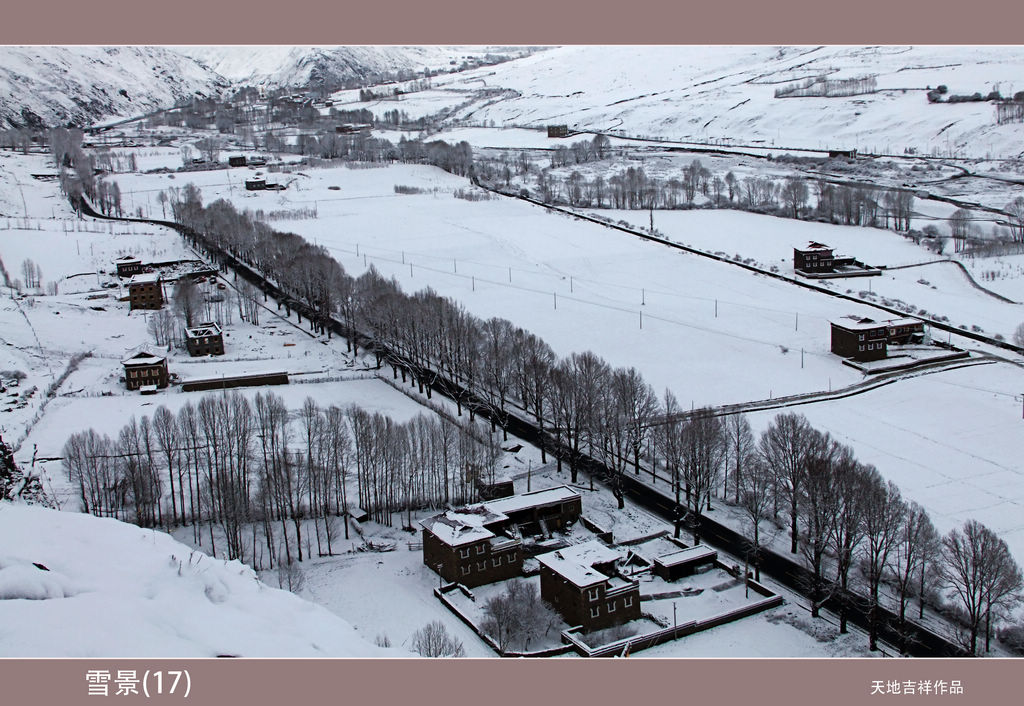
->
xmin=797 ymin=241 xmax=832 ymax=251
xmin=536 ymin=539 xmax=623 ymax=588
xmin=121 ymin=352 xmax=166 ymax=366
xmin=654 ymin=545 xmax=717 ymax=567
xmin=832 ymin=316 xmax=889 ymax=332
xmin=128 ymin=272 xmax=160 ymax=284
xmin=420 ymin=506 xmax=509 ymax=547
xmin=185 ymin=322 xmax=222 ymax=338
xmin=483 ymin=485 xmax=579 ymax=515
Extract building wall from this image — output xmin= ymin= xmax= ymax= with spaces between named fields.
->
xmin=539 ymin=565 xmax=640 ymax=632
xmin=185 ymin=334 xmax=225 ymax=357
xmin=831 ymin=325 xmax=887 ymax=361
xmin=794 ymin=249 xmax=834 ymax=272
xmin=124 ymin=363 xmax=168 ymax=390
xmin=504 ymin=496 xmax=582 ymax=535
xmin=116 ymin=262 xmax=143 ymax=277
xmin=422 ymin=529 xmax=522 ymax=588
xmin=129 ymin=282 xmax=163 ymax=310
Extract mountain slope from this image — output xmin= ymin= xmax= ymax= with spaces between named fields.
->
xmin=0 ymin=504 xmax=405 ymax=657
xmin=0 ymin=46 xmax=229 ymax=129
xmin=179 ymin=45 xmax=526 ymax=89
xmin=438 ymin=45 xmax=1024 ymax=158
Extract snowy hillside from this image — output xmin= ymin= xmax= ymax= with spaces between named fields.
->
xmin=432 ymin=45 xmax=1024 ymax=158
xmin=0 ymin=47 xmax=229 ymax=129
xmin=180 ymin=45 xmax=528 ymax=89
xmin=0 ymin=504 xmax=405 ymax=657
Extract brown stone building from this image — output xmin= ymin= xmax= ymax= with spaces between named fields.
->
xmin=121 ymin=352 xmax=169 ymax=391
xmin=420 ymin=486 xmax=582 ymax=587
xmin=830 ymin=317 xmax=888 ymax=361
xmin=537 ymin=540 xmax=641 ymax=632
xmin=127 ymin=273 xmax=163 ymax=310
xmin=793 ymin=242 xmax=835 ymax=273
xmin=421 ymin=507 xmax=522 ymax=588
xmin=885 ymin=317 xmax=926 ymax=345
xmin=547 ymin=125 xmax=570 ymax=138
xmin=184 ymin=322 xmax=225 ymax=357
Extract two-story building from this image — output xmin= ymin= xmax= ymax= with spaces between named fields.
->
xmin=420 ymin=486 xmax=582 ymax=587
xmin=127 ymin=273 xmax=163 ymax=311
xmin=830 ymin=317 xmax=889 ymax=361
xmin=885 ymin=317 xmax=926 ymax=345
xmin=793 ymin=242 xmax=835 ymax=273
xmin=537 ymin=540 xmax=641 ymax=632
xmin=421 ymin=506 xmax=522 ymax=588
xmin=184 ymin=322 xmax=225 ymax=357
xmin=121 ymin=352 xmax=169 ymax=391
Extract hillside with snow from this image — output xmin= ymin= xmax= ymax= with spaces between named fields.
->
xmin=0 ymin=504 xmax=405 ymax=657
xmin=418 ymin=45 xmax=1024 ymax=158
xmin=0 ymin=47 xmax=229 ymax=129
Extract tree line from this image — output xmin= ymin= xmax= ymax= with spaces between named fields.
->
xmin=478 ymin=156 xmax=917 ymax=233
xmin=61 ymin=391 xmax=502 ymax=571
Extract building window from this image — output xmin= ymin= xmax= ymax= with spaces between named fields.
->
xmin=590 ymin=606 xmax=600 ymax=618
xmin=509 ymin=552 xmax=517 ymax=562
xmin=461 ymin=565 xmax=470 ymax=576
xmin=624 ymin=596 xmax=633 ymax=608
xmin=492 ymin=558 xmax=501 ymax=568
xmin=459 ymin=548 xmax=470 ymax=559
xmin=858 ymin=334 xmax=864 ymax=341
xmin=867 ymin=344 xmax=873 ymax=350
xmin=607 ymin=601 xmax=616 ymax=613
xmin=588 ymin=587 xmax=600 ymax=602
xmin=858 ymin=345 xmax=865 ymax=352
xmin=476 ymin=545 xmax=485 ymax=555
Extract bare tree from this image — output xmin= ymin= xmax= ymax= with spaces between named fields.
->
xmin=679 ymin=408 xmax=726 ymax=544
xmin=411 ymin=621 xmax=466 ymax=657
xmin=759 ymin=412 xmax=816 ymax=554
xmin=481 ymin=581 xmax=560 ymax=653
xmin=738 ymin=455 xmax=774 ymax=583
xmin=890 ymin=501 xmax=938 ymax=651
xmin=940 ymin=519 xmax=1023 ymax=655
xmin=723 ymin=413 xmax=756 ymax=504
xmin=861 ymin=469 xmax=906 ymax=651
xmin=174 ymin=277 xmax=202 ymax=328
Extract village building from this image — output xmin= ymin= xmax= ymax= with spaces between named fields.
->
xmin=537 ymin=540 xmax=641 ymax=632
xmin=114 ymin=256 xmax=143 ymax=278
xmin=127 ymin=273 xmax=163 ymax=310
xmin=228 ymin=155 xmax=247 ymax=167
xmin=184 ymin=322 xmax=225 ymax=357
xmin=885 ymin=317 xmax=927 ymax=345
xmin=420 ymin=506 xmax=523 ymax=588
xmin=793 ymin=242 xmax=835 ymax=273
xmin=121 ymin=352 xmax=169 ymax=391
xmin=547 ymin=125 xmax=570 ymax=138
xmin=652 ymin=545 xmax=718 ymax=581
xmin=245 ymin=177 xmax=267 ymax=191
xmin=248 ymin=155 xmax=267 ymax=167
xmin=420 ymin=486 xmax=582 ymax=587
xmin=830 ymin=317 xmax=889 ymax=361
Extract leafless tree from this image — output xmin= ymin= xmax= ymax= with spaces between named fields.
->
xmin=481 ymin=581 xmax=560 ymax=653
xmin=679 ymin=408 xmax=726 ymax=544
xmin=759 ymin=412 xmax=816 ymax=554
xmin=861 ymin=469 xmax=906 ymax=651
xmin=723 ymin=413 xmax=756 ymax=504
xmin=738 ymin=455 xmax=774 ymax=583
xmin=174 ymin=277 xmax=202 ymax=328
xmin=890 ymin=501 xmax=938 ymax=651
xmin=411 ymin=621 xmax=466 ymax=657
xmin=829 ymin=457 xmax=870 ymax=634
xmin=940 ymin=519 xmax=1023 ymax=655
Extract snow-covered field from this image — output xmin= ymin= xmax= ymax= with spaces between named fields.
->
xmin=0 ymin=504 xmax=405 ymax=657
xmin=114 ymin=162 xmax=938 ymax=408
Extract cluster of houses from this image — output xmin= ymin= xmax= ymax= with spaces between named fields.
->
xmin=421 ymin=486 xmax=720 ymax=633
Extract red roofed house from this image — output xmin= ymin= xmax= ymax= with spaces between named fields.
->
xmin=537 ymin=540 xmax=641 ymax=632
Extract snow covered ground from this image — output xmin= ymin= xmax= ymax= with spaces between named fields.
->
xmin=0 ymin=504 xmax=406 ymax=657
xmin=746 ymin=361 xmax=1024 ymax=565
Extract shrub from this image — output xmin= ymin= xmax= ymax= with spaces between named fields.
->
xmin=411 ymin=621 xmax=466 ymax=657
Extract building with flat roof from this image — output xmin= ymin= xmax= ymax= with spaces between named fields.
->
xmin=184 ymin=322 xmax=224 ymax=357
xmin=127 ymin=273 xmax=163 ymax=311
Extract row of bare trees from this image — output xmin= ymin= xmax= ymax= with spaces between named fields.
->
xmin=721 ymin=411 xmax=1022 ymax=655
xmin=61 ymin=391 xmax=501 ymax=571
xmin=480 ymin=158 xmax=916 ymax=233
